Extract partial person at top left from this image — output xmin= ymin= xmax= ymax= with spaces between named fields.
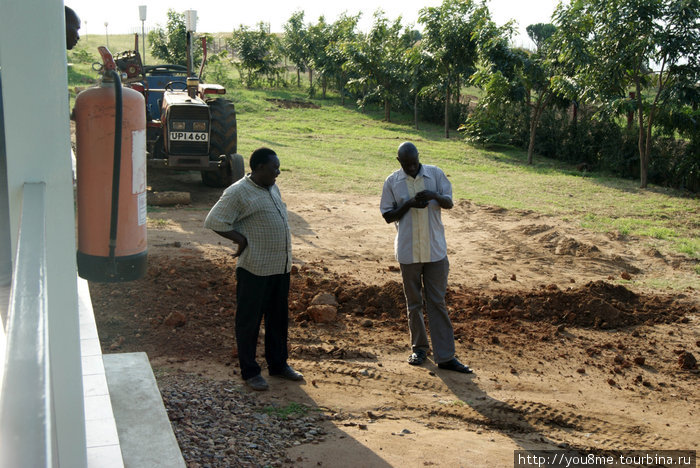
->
xmin=65 ymin=6 xmax=80 ymax=50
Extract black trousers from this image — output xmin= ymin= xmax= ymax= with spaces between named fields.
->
xmin=235 ymin=267 xmax=290 ymax=380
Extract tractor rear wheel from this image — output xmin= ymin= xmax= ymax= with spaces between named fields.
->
xmin=201 ymin=153 xmax=245 ymax=188
xmin=201 ymin=98 xmax=238 ymax=187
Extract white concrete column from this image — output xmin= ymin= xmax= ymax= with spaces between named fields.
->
xmin=0 ymin=0 xmax=86 ymax=466
xmin=0 ymin=73 xmax=11 ymax=325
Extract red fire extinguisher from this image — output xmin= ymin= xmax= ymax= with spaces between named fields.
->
xmin=74 ymin=46 xmax=147 ymax=282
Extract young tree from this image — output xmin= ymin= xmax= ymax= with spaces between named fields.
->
xmin=464 ymin=17 xmax=528 ymax=146
xmin=323 ymin=13 xmax=361 ymax=103
xmin=526 ymin=23 xmax=556 ymax=51
xmin=405 ymin=43 xmax=438 ymax=130
xmin=553 ymin=0 xmax=700 ymax=188
xmin=228 ymin=22 xmax=281 ymax=88
xmin=149 ymin=9 xmax=202 ymax=67
xmin=283 ymin=11 xmax=310 ymax=87
xmin=521 ymin=24 xmax=565 ymax=164
xmin=306 ymin=17 xmax=331 ymax=97
xmin=342 ymin=11 xmax=413 ymax=122
xmin=419 ymin=0 xmax=484 ymax=138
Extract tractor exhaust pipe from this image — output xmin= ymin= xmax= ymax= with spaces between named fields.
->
xmin=198 ymin=36 xmax=207 ymax=81
xmin=186 ymin=30 xmax=192 ymax=77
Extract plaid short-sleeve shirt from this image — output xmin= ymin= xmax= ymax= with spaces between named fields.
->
xmin=204 ymin=175 xmax=292 ymax=276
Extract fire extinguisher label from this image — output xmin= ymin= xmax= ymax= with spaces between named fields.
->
xmin=132 ymin=129 xmax=147 ymax=194
xmin=138 ymin=192 xmax=147 ymax=226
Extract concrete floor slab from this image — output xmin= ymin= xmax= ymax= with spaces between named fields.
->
xmin=103 ymin=352 xmax=185 ymax=468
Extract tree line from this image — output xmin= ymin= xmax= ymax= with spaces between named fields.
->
xmin=149 ymin=0 xmax=699 ymax=191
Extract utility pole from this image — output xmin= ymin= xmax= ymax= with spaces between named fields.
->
xmin=139 ymin=5 xmax=147 ymax=65
xmin=104 ymin=21 xmax=109 ymax=48
xmin=184 ymin=10 xmax=197 ymax=77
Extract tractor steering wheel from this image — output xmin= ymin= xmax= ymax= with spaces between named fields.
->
xmin=164 ymin=81 xmax=188 ymax=92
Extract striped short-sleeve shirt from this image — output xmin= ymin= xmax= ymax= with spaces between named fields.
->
xmin=204 ymin=175 xmax=292 ymax=276
xmin=380 ymin=164 xmax=451 ymax=265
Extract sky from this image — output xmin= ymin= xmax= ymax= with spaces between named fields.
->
xmin=66 ymin=0 xmax=562 ymax=50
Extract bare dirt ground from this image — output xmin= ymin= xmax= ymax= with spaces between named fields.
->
xmin=89 ymin=169 xmax=699 ymax=467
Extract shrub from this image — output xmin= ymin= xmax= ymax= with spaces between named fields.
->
xmin=461 ymin=99 xmax=699 ymax=192
xmin=68 ymin=49 xmax=95 ymax=64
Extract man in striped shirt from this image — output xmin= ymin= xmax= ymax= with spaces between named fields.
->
xmin=205 ymin=147 xmax=302 ymax=391
xmin=380 ymin=142 xmax=473 ymax=374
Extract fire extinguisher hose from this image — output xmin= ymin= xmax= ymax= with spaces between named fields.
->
xmin=107 ymin=69 xmax=122 ymax=271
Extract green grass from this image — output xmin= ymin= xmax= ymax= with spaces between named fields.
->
xmin=677 ymin=238 xmax=700 ymax=257
xmin=67 ymin=37 xmax=700 ymax=265
xmin=147 ymin=217 xmax=169 ymax=228
xmin=262 ymin=402 xmax=311 ymax=419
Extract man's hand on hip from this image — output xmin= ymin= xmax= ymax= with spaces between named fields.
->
xmin=213 ymin=229 xmax=248 ymax=257
xmin=232 ymin=237 xmax=248 ymax=257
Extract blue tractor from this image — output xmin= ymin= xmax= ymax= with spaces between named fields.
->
xmin=110 ymin=34 xmax=244 ymax=187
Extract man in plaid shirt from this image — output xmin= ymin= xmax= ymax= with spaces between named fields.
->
xmin=205 ymin=147 xmax=302 ymax=391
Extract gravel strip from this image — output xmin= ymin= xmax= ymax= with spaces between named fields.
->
xmin=157 ymin=373 xmax=327 ymax=467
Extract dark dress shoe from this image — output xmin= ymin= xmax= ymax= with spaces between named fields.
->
xmin=408 ymin=350 xmax=427 ymax=365
xmin=438 ymin=358 xmax=473 ymax=374
xmin=244 ymin=374 xmax=269 ymax=391
xmin=271 ymin=365 xmax=304 ymax=381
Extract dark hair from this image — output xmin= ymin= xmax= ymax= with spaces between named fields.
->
xmin=249 ymin=147 xmax=277 ymax=171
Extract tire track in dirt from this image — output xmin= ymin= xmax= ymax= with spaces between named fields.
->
xmin=449 ymin=206 xmax=568 ymax=281
xmin=448 ymin=203 xmax=640 ymax=285
xmin=294 ymin=360 xmax=676 ymax=452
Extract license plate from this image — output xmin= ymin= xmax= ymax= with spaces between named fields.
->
xmin=170 ymin=131 xmax=208 ymax=142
